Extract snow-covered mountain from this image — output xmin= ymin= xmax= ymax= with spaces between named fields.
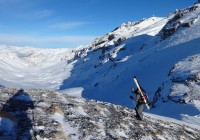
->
xmin=0 ymin=2 xmax=200 ymax=127
xmin=0 ymin=88 xmax=199 ymax=140
xmin=0 ymin=46 xmax=76 ymax=89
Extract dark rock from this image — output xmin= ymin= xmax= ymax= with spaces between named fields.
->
xmin=108 ymin=34 xmax=115 ymax=41
xmin=114 ymin=37 xmax=126 ymax=46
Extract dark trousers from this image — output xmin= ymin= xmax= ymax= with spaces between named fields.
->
xmin=135 ymin=102 xmax=144 ymax=120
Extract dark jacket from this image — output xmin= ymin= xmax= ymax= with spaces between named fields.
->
xmin=132 ymin=88 xmax=146 ymax=103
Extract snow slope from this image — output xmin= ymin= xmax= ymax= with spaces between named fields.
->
xmin=0 ymin=45 xmax=75 ymax=89
xmin=0 ymin=2 xmax=200 ymax=126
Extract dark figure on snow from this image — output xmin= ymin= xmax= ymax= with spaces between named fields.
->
xmin=130 ymin=87 xmax=148 ymax=120
xmin=108 ymin=53 xmax=117 ymax=68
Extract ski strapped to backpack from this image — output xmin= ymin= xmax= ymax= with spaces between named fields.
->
xmin=133 ymin=76 xmax=150 ymax=110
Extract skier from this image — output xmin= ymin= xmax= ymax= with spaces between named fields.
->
xmin=130 ymin=87 xmax=148 ymax=120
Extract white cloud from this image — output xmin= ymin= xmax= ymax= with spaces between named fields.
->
xmin=0 ymin=34 xmax=96 ymax=48
xmin=49 ymin=22 xmax=93 ymax=30
xmin=13 ymin=9 xmax=53 ymax=19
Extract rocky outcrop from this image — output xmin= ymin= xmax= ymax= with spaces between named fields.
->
xmin=159 ymin=4 xmax=199 ymax=40
xmin=0 ymin=88 xmax=200 ymax=140
xmin=114 ymin=37 xmax=127 ymax=46
xmin=153 ymin=55 xmax=200 ymax=105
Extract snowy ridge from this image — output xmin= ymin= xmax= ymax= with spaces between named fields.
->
xmin=0 ymin=88 xmax=199 ymax=140
xmin=112 ymin=17 xmax=166 ymax=36
xmin=90 ymin=17 xmax=167 ymax=50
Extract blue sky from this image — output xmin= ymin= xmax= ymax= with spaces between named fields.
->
xmin=0 ymin=0 xmax=197 ymax=48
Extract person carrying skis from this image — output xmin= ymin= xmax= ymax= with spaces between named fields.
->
xmin=130 ymin=87 xmax=148 ymax=120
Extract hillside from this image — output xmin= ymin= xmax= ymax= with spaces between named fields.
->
xmin=0 ymin=2 xmax=200 ymax=126
xmin=59 ymin=2 xmax=200 ymax=125
xmin=0 ymin=88 xmax=200 ymax=140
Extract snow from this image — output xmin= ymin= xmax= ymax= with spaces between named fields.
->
xmin=116 ymin=130 xmax=128 ymax=138
xmin=76 ymin=106 xmax=88 ymax=116
xmin=0 ymin=45 xmax=75 ymax=90
xmin=146 ymin=113 xmax=200 ymax=130
xmin=52 ymin=112 xmax=80 ymax=139
xmin=193 ymin=100 xmax=200 ymax=111
xmin=181 ymin=114 xmax=200 ymax=127
xmin=60 ymin=87 xmax=84 ymax=97
xmin=114 ymin=17 xmax=167 ymax=37
xmin=37 ymin=102 xmax=51 ymax=108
